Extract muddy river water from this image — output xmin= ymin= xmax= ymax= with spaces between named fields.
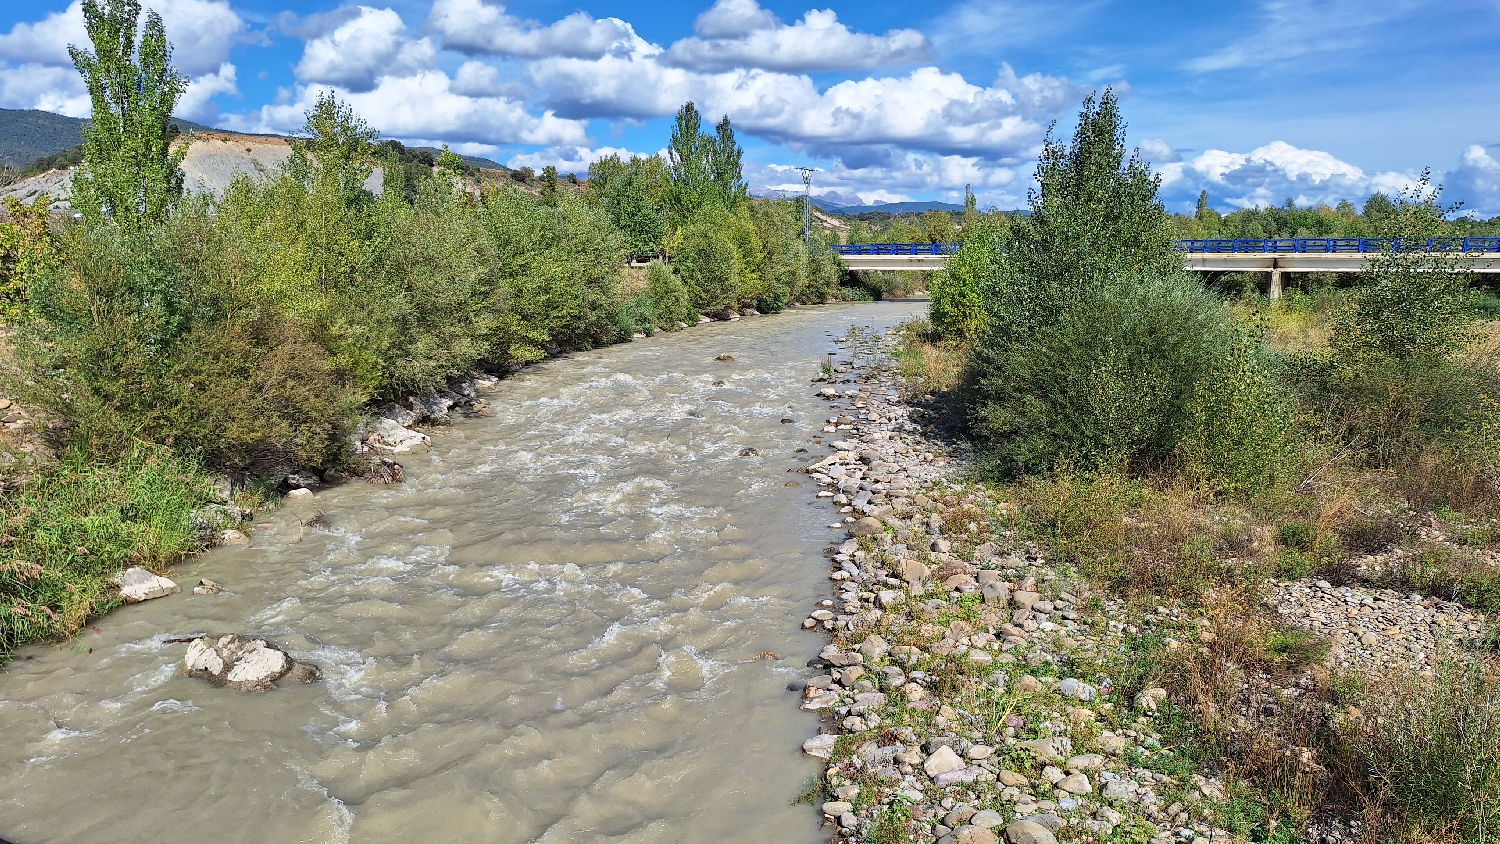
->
xmin=0 ymin=302 xmax=923 ymax=844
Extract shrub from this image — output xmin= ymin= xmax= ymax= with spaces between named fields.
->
xmin=673 ymin=210 xmax=742 ymax=315
xmin=1339 ymin=657 xmax=1500 ymax=842
xmin=970 ymin=275 xmax=1288 ymax=481
xmin=644 ymin=260 xmax=693 ymax=327
xmin=929 ymin=213 xmax=1005 ymax=342
xmin=12 ymin=203 xmax=354 ymax=471
xmin=0 ymin=443 xmax=211 ymax=663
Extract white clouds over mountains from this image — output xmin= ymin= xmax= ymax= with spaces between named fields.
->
xmin=0 ymin=0 xmax=1492 ymax=214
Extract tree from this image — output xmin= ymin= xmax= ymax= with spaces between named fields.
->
xmin=667 ymin=102 xmax=708 ymax=213
xmin=963 ymin=184 xmax=978 ymax=225
xmin=68 ymin=0 xmax=188 ymax=229
xmin=290 ymin=90 xmax=378 ymax=208
xmin=587 ymin=154 xmax=668 ymax=258
xmin=541 ymin=165 xmax=559 ymax=205
xmin=705 ymin=115 xmax=746 ymax=207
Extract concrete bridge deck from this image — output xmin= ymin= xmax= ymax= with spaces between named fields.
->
xmin=835 ymin=238 xmax=1500 ymax=297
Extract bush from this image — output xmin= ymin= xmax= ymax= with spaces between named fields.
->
xmin=644 ymin=261 xmax=693 ymax=327
xmin=0 ymin=443 xmax=211 ymax=662
xmin=929 ymin=214 xmax=1005 ymax=342
xmin=1339 ymin=657 xmax=1500 ymax=842
xmin=12 ymin=208 xmax=354 ymax=471
xmin=970 ymin=275 xmax=1289 ymax=482
xmin=673 ymin=210 xmax=742 ymax=315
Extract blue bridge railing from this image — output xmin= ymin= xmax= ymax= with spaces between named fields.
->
xmin=832 ymin=243 xmax=963 ymax=256
xmin=832 ymin=238 xmax=1500 ymax=259
xmin=1176 ymin=237 xmax=1500 ymax=254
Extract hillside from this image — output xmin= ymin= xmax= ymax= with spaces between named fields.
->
xmin=0 ymin=108 xmax=230 ymax=171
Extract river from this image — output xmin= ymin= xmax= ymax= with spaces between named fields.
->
xmin=0 ymin=301 xmax=924 ymax=844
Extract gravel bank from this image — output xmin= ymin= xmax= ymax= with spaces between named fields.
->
xmin=791 ymin=327 xmax=1237 ymax=844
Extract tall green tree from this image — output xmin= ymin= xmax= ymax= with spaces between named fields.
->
xmin=290 ymin=90 xmax=378 ymax=208
xmin=667 ymin=101 xmax=708 ymax=212
xmin=68 ymin=0 xmax=188 ymax=229
xmin=588 ymin=153 xmax=668 ymax=258
xmin=705 ymin=115 xmax=746 ymax=207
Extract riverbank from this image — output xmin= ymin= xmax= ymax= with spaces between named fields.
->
xmin=793 ymin=327 xmax=1236 ymax=844
xmin=792 ymin=325 xmax=1499 ymax=844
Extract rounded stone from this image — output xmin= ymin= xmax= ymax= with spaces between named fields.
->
xmin=1004 ymin=820 xmax=1057 ymax=844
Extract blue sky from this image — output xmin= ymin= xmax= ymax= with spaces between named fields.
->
xmin=2 ymin=0 xmax=1498 ymax=214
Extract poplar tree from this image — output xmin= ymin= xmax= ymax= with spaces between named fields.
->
xmin=68 ymin=0 xmax=188 ymax=229
xmin=667 ymin=102 xmax=708 ymax=212
xmin=705 ymin=115 xmax=746 ymax=207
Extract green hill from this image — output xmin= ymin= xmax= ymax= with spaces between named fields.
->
xmin=0 ymin=108 xmax=224 ymax=170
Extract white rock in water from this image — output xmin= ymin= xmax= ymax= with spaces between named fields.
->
xmin=368 ymin=418 xmax=431 ymax=454
xmin=182 ymin=634 xmax=320 ymax=692
xmin=116 ymin=566 xmax=180 ymax=603
xmin=219 ymin=529 xmax=250 ymax=546
xmin=803 ymin=734 xmax=838 ymax=759
xmin=285 ymin=488 xmax=313 ymax=499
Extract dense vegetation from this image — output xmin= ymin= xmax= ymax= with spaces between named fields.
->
xmin=913 ymin=88 xmax=1500 ymax=842
xmin=0 ymin=0 xmax=845 ymax=663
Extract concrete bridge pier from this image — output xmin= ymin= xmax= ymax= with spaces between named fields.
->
xmin=1268 ymin=264 xmax=1282 ymax=300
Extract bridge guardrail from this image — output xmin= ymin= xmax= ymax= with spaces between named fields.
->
xmin=831 ymin=238 xmax=1500 ymax=258
xmin=1176 ymin=237 xmax=1500 ymax=254
xmin=831 ymin=243 xmax=963 ymax=256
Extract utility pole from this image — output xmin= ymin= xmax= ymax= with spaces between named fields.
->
xmin=796 ymin=166 xmax=820 ymax=248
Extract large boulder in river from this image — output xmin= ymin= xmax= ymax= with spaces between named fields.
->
xmin=116 ymin=566 xmax=180 ymax=603
xmin=367 ymin=418 xmax=431 ymax=454
xmin=182 ymin=635 xmax=320 ymax=692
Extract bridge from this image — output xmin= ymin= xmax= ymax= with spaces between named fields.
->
xmin=834 ymin=237 xmax=1500 ymax=298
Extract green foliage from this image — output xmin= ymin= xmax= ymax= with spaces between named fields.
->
xmin=962 ymin=90 xmax=1288 ymax=490
xmin=0 ymin=443 xmax=211 ymax=663
xmin=588 ymin=153 xmax=669 ymax=258
xmin=1330 ymin=173 xmax=1476 ymax=363
xmin=289 ymin=90 xmax=378 ymax=209
xmin=540 ymin=165 xmax=559 ymax=205
xmin=1340 ymin=658 xmax=1500 ymax=842
xmin=644 ymin=260 xmax=693 ymax=327
xmin=67 ymin=0 xmax=188 ymax=229
xmin=673 ymin=208 xmax=742 ymax=315
xmin=929 ymin=213 xmax=1005 ymax=342
xmin=666 ymin=101 xmax=746 ymax=215
xmin=0 ymin=195 xmax=56 ymax=321
xmin=13 ymin=209 xmax=355 ymax=470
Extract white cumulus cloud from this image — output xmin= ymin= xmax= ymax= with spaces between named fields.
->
xmin=531 ymin=32 xmax=1079 ymax=163
xmin=0 ymin=62 xmax=89 ymax=117
xmin=506 ymin=145 xmax=653 ymax=174
xmin=294 ymin=6 xmax=435 ymax=92
xmin=177 ymin=62 xmax=238 ymax=121
xmin=662 ymin=0 xmax=931 ymax=72
xmin=0 ymin=0 xmax=243 ymax=76
xmin=224 ymin=72 xmax=588 ymax=149
xmin=1148 ymin=139 xmax=1424 ymax=212
xmin=427 ymin=0 xmax=637 ymax=59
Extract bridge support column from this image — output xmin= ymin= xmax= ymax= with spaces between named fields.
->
xmin=1268 ymin=268 xmax=1282 ymax=300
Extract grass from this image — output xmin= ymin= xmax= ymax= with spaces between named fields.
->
xmin=0 ymin=442 xmax=211 ymax=663
xmin=1337 ymin=656 xmax=1500 ymax=843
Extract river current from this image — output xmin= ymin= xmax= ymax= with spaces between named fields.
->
xmin=0 ymin=302 xmax=923 ymax=844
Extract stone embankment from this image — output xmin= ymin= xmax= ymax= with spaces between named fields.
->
xmin=791 ymin=328 xmax=1236 ymax=844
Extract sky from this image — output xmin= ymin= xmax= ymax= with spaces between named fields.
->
xmin=1 ymin=0 xmax=1498 ymax=215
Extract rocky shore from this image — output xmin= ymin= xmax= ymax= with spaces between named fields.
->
xmin=791 ymin=327 xmax=1242 ymax=844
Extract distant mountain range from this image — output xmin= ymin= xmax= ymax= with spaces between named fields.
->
xmin=750 ymin=186 xmax=964 ymax=216
xmin=812 ymin=198 xmax=965 ymax=216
